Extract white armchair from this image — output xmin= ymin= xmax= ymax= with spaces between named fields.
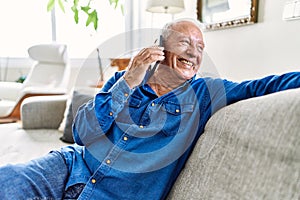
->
xmin=0 ymin=43 xmax=70 ymax=123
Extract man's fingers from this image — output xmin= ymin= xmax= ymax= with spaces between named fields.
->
xmin=136 ymin=47 xmax=164 ymax=64
xmin=138 ymin=46 xmax=164 ymax=56
xmin=143 ymin=54 xmax=165 ymax=64
xmin=124 ymin=46 xmax=165 ymax=88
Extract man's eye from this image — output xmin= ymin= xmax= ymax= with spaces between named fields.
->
xmin=197 ymin=45 xmax=204 ymax=53
xmin=180 ymin=40 xmax=189 ymax=45
xmin=180 ymin=41 xmax=189 ymax=46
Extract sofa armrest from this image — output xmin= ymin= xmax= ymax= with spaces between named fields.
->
xmin=21 ymin=95 xmax=68 ymax=129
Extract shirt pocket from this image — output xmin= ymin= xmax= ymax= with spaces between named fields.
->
xmin=128 ymin=95 xmax=143 ymax=108
xmin=161 ymin=102 xmax=194 ymax=136
xmin=118 ymin=94 xmax=143 ymax=124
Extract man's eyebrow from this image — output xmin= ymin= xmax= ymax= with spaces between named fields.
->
xmin=175 ymin=34 xmax=205 ymax=47
xmin=192 ymin=38 xmax=205 ymax=47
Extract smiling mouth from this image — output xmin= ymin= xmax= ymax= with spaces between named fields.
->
xmin=178 ymin=57 xmax=194 ymax=68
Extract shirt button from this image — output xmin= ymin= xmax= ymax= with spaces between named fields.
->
xmin=106 ymin=159 xmax=111 ymax=164
xmin=109 ymin=112 xmax=113 ymax=116
xmin=175 ymin=109 xmax=180 ymax=113
xmin=151 ymin=102 xmax=155 ymax=106
xmin=139 ymin=125 xmax=144 ymax=128
xmin=124 ymin=93 xmax=128 ymax=97
xmin=123 ymin=136 xmax=128 ymax=141
xmin=91 ymin=179 xmax=96 ymax=184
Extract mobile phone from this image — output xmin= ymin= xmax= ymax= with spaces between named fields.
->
xmin=136 ymin=35 xmax=164 ymax=87
xmin=158 ymin=34 xmax=163 ymax=47
xmin=152 ymin=35 xmax=164 ymax=71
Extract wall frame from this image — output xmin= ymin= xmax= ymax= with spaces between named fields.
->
xmin=197 ymin=0 xmax=258 ymax=30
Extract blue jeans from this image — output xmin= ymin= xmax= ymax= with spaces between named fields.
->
xmin=0 ymin=151 xmax=74 ymax=200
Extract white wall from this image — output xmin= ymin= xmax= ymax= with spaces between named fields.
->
xmin=3 ymin=0 xmax=300 ymax=84
xmin=202 ymin=0 xmax=300 ymax=81
xmin=139 ymin=0 xmax=300 ymax=81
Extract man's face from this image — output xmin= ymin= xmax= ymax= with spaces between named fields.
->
xmin=161 ymin=21 xmax=205 ymax=81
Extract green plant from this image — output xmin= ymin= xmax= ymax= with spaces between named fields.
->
xmin=47 ymin=0 xmax=124 ymax=30
xmin=15 ymin=75 xmax=26 ymax=83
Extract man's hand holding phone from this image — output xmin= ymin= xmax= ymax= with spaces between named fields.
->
xmin=124 ymin=43 xmax=164 ymax=89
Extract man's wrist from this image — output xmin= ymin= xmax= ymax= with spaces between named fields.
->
xmin=123 ymin=72 xmax=138 ymax=89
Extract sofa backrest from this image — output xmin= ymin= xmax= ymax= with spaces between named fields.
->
xmin=167 ymin=88 xmax=300 ymax=200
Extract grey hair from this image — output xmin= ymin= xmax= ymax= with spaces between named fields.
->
xmin=161 ymin=18 xmax=204 ymax=43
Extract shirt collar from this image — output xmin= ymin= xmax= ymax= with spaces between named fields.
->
xmin=139 ymin=67 xmax=196 ymax=95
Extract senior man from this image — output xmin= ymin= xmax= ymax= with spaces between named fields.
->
xmin=0 ymin=18 xmax=299 ymax=200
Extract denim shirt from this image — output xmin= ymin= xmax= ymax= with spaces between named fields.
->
xmin=61 ymin=71 xmax=300 ymax=200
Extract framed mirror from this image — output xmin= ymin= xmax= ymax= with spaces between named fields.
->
xmin=197 ymin=0 xmax=258 ymax=30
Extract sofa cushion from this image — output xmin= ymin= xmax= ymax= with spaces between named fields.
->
xmin=60 ymin=90 xmax=94 ymax=143
xmin=167 ymin=88 xmax=300 ymax=199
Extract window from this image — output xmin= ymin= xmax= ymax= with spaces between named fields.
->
xmin=0 ymin=0 xmax=52 ymax=58
xmin=0 ymin=0 xmax=125 ymax=58
xmin=55 ymin=0 xmax=125 ymax=58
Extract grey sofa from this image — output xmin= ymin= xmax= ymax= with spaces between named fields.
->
xmin=19 ymin=88 xmax=300 ymax=199
xmin=167 ymin=88 xmax=300 ymax=200
xmin=21 ymin=95 xmax=68 ymax=129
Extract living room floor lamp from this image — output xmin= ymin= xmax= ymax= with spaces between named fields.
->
xmin=146 ymin=0 xmax=185 ymax=21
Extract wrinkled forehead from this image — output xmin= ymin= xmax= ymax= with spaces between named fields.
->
xmin=162 ymin=21 xmax=204 ymax=45
xmin=162 ymin=28 xmax=205 ymax=48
